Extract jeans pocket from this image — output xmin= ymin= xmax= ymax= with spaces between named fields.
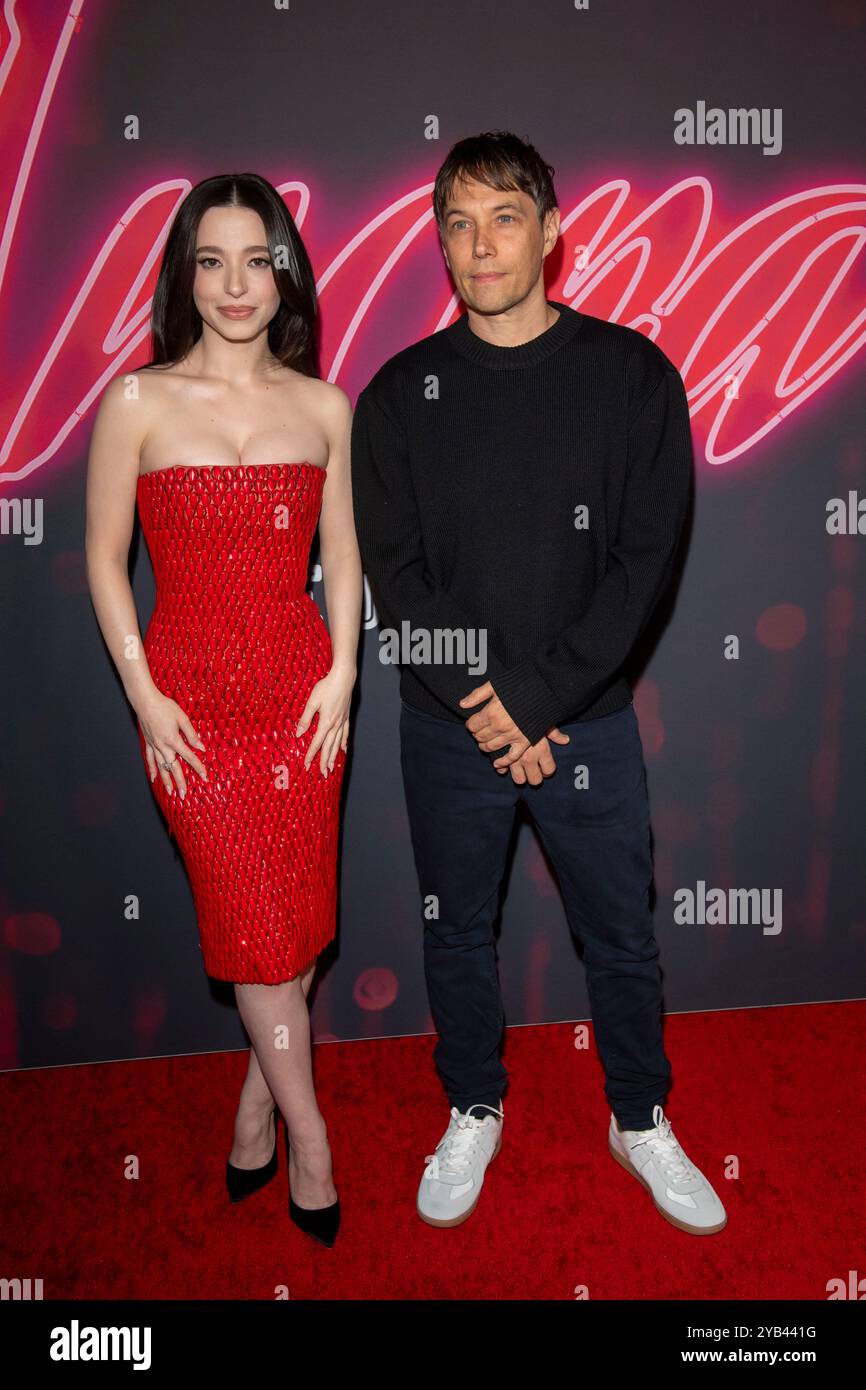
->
xmin=590 ymin=701 xmax=635 ymax=725
xmin=400 ymin=699 xmax=450 ymax=725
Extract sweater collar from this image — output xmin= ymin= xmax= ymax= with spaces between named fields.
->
xmin=445 ymin=298 xmax=584 ymax=369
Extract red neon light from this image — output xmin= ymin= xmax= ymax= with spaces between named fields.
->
xmin=1 ymin=2 xmax=864 ymax=483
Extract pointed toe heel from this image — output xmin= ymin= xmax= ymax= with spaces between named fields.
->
xmin=285 ymin=1129 xmax=340 ymax=1245
xmin=288 ymin=1194 xmax=341 ymax=1247
xmin=226 ymin=1107 xmax=279 ymax=1203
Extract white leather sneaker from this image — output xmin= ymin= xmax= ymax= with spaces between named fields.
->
xmin=608 ymin=1105 xmax=728 ymax=1235
xmin=417 ymin=1102 xmax=504 ymax=1227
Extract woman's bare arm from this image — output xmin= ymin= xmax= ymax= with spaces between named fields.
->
xmin=318 ymin=385 xmax=362 ymax=681
xmin=85 ymin=374 xmax=207 ymax=796
xmin=85 ymin=376 xmax=157 ymax=713
xmin=294 ymin=383 xmax=362 ymax=774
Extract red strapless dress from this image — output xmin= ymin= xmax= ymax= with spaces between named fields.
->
xmin=135 ymin=462 xmax=345 ymax=984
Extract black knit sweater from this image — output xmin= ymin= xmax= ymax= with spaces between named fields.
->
xmin=350 ymin=300 xmax=693 ymax=748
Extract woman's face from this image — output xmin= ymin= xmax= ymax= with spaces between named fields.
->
xmin=192 ymin=204 xmax=281 ymax=341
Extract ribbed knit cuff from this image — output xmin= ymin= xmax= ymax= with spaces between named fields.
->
xmin=490 ymin=661 xmax=564 ymax=748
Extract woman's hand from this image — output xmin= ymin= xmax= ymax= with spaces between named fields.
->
xmin=296 ymin=665 xmax=354 ymax=776
xmin=138 ymin=690 xmax=208 ymax=799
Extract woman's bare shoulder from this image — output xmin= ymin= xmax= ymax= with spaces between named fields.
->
xmin=102 ymin=362 xmax=186 ymax=404
xmin=90 ymin=366 xmax=184 ymax=457
xmin=291 ymin=373 xmax=352 ymax=423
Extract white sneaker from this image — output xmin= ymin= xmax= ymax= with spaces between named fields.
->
xmin=417 ymin=1102 xmax=504 ymax=1227
xmin=608 ymin=1105 xmax=727 ymax=1235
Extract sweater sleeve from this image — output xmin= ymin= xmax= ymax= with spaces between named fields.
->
xmin=489 ymin=360 xmax=693 ymax=746
xmin=351 ymin=383 xmax=509 ymax=719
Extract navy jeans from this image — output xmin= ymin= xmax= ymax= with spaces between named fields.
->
xmin=399 ymin=698 xmax=671 ymax=1130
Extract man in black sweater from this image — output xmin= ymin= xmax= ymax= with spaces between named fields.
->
xmin=350 ymin=131 xmax=727 ymax=1236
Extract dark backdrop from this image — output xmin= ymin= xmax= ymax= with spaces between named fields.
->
xmin=1 ymin=0 xmax=864 ymax=1069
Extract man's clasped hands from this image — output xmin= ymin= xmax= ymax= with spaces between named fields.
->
xmin=459 ymin=681 xmax=569 ymax=787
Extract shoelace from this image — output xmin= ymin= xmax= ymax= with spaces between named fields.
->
xmin=629 ymin=1106 xmax=695 ymax=1184
xmin=424 ymin=1105 xmax=501 ymax=1177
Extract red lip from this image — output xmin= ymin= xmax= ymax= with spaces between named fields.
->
xmin=218 ymin=305 xmax=255 ymax=315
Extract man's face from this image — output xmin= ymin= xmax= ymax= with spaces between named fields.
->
xmin=439 ymin=175 xmax=560 ymax=313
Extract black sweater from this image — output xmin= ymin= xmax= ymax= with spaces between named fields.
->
xmin=350 ymin=300 xmax=693 ymax=748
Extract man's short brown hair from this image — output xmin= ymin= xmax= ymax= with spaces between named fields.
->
xmin=433 ymin=130 xmax=558 ymax=234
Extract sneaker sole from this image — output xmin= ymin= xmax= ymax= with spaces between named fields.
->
xmin=608 ymin=1137 xmax=728 ymax=1235
xmin=417 ymin=1131 xmax=503 ymax=1228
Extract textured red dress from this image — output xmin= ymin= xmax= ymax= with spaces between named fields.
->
xmin=135 ymin=462 xmax=345 ymax=984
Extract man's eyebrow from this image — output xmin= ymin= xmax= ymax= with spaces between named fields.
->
xmin=445 ymin=202 xmax=524 ymax=218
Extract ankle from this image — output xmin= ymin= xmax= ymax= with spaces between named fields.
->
xmin=234 ymin=1103 xmax=275 ymax=1144
xmin=237 ymin=1090 xmax=275 ymax=1120
xmin=289 ymin=1125 xmax=330 ymax=1162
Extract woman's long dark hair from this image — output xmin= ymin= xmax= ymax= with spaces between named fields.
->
xmin=142 ymin=172 xmax=319 ymax=376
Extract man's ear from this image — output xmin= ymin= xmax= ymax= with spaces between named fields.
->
xmin=544 ymin=206 xmax=561 ymax=250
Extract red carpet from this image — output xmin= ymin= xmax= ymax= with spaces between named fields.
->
xmin=2 ymin=1002 xmax=861 ymax=1300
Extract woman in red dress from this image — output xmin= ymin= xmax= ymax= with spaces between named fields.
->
xmin=85 ymin=174 xmax=362 ymax=1247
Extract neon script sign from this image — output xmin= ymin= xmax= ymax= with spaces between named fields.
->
xmin=2 ymin=1 xmax=865 ymax=484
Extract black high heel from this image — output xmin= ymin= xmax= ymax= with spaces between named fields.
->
xmin=286 ymin=1131 xmax=341 ymax=1247
xmin=288 ymin=1193 xmax=341 ymax=1247
xmin=226 ymin=1106 xmax=278 ymax=1203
